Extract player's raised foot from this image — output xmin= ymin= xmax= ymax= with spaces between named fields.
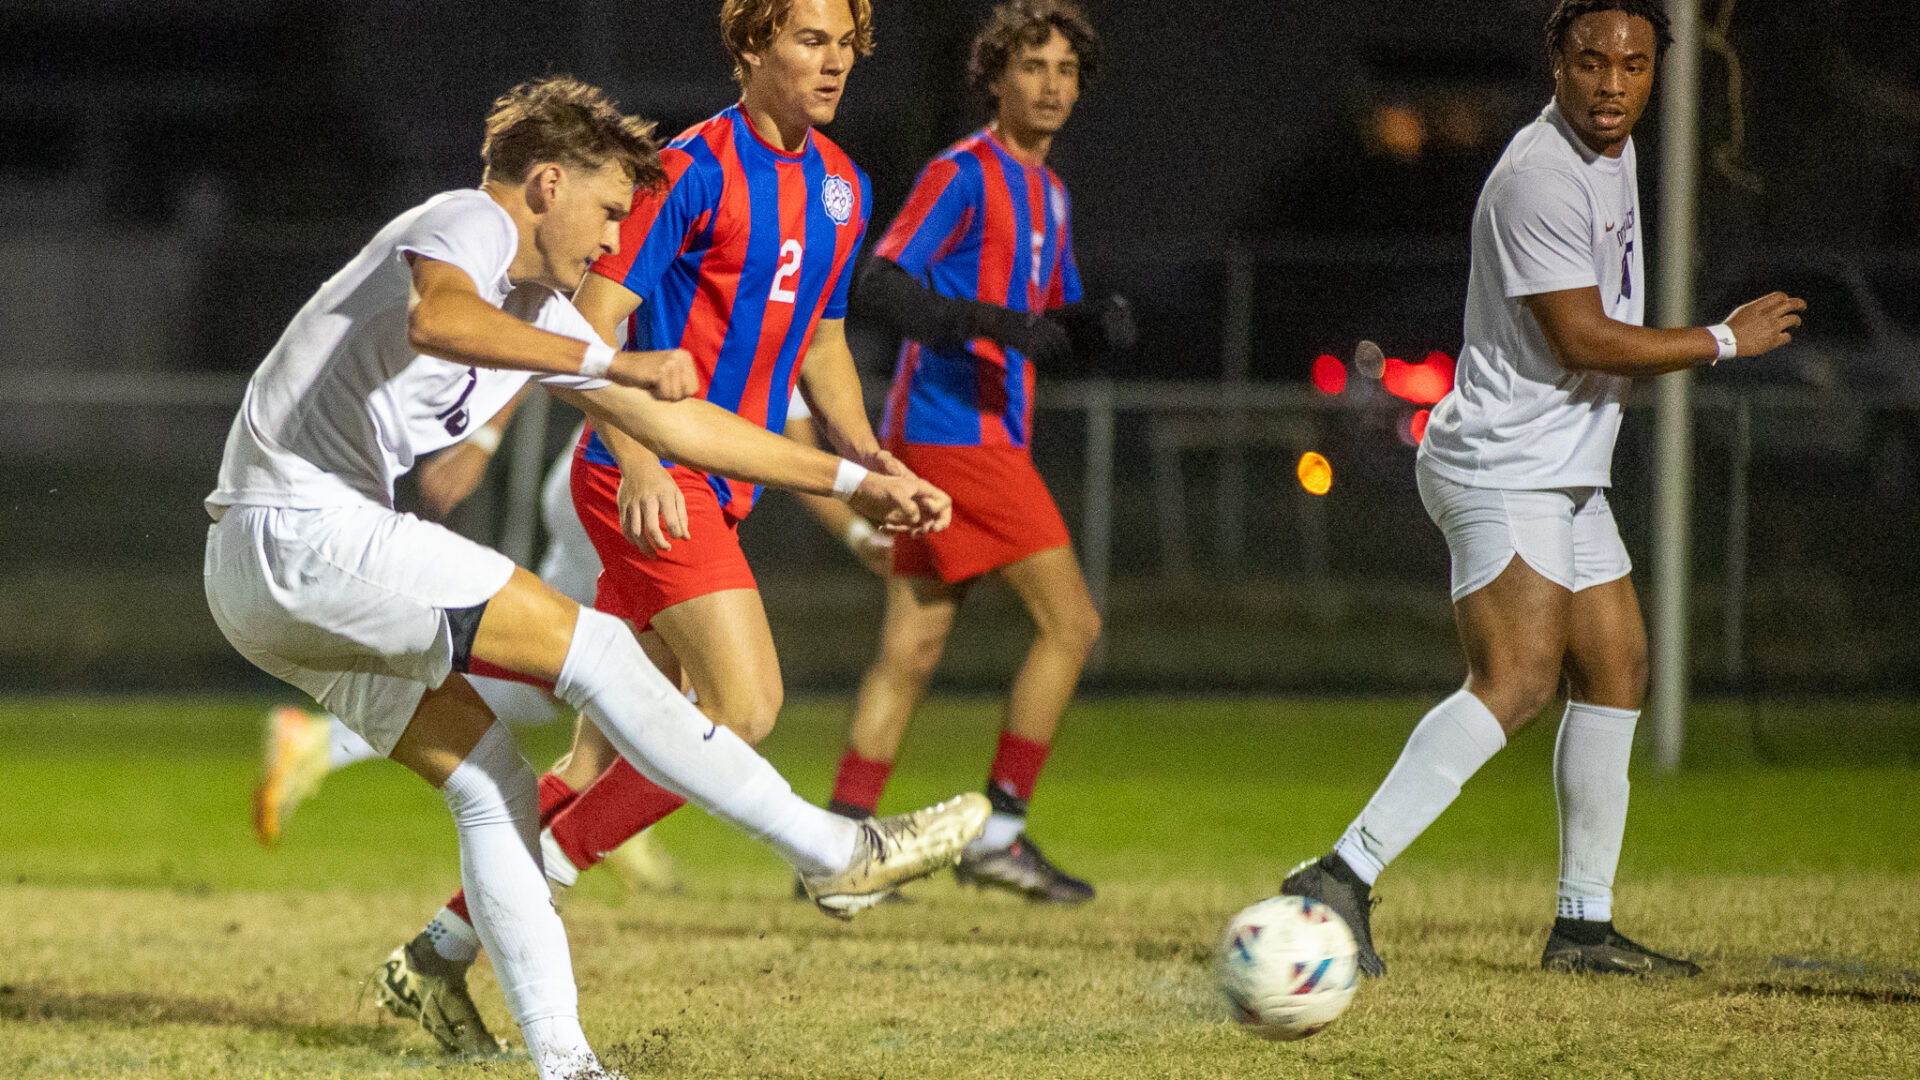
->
xmin=374 ymin=941 xmax=505 ymax=1055
xmin=954 ymin=835 xmax=1095 ymax=904
xmin=253 ymin=706 xmax=332 ymax=846
xmin=1541 ymin=919 xmax=1703 ymax=977
xmin=800 ymin=793 xmax=990 ymax=919
xmin=603 ymin=826 xmax=679 ymax=895
xmin=1282 ymin=853 xmax=1384 ymax=978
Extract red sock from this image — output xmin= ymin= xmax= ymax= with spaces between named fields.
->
xmin=446 ymin=771 xmax=579 ymax=925
xmin=829 ymin=749 xmax=893 ymax=816
xmin=547 ymin=758 xmax=687 ymax=874
xmin=988 ymin=732 xmax=1051 ymax=804
xmin=467 ymin=656 xmax=556 ymax=691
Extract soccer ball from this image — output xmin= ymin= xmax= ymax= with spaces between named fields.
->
xmin=1217 ymin=895 xmax=1360 ymax=1041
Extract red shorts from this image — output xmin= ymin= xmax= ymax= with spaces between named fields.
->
xmin=889 ymin=443 xmax=1072 ymax=583
xmin=571 ymin=457 xmax=757 ymax=632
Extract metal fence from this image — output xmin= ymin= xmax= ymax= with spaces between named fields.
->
xmin=1 ymin=372 xmax=1916 ymax=701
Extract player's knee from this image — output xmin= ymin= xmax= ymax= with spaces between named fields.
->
xmin=1038 ymin=597 xmax=1103 ymax=659
xmin=707 ymin=687 xmax=782 ymax=746
xmin=1471 ymin=652 xmax=1562 ymax=728
xmin=881 ymin=627 xmax=947 ymax=685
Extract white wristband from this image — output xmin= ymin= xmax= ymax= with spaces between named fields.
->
xmin=579 ymin=342 xmax=616 ymax=380
xmin=465 ymin=425 xmax=503 ymax=455
xmin=1706 ymin=324 xmax=1737 ymax=365
xmin=832 ymin=459 xmax=869 ymax=501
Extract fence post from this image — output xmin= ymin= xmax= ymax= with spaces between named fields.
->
xmin=1082 ymin=378 xmax=1116 ymax=672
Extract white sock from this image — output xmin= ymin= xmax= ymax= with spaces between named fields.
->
xmin=326 ymin=717 xmax=381 ymax=770
xmin=539 ymin=827 xmax=581 ymax=889
xmin=970 ymin=812 xmax=1024 ymax=852
xmin=522 ymin=1016 xmax=597 ymax=1080
xmin=1554 ymin=701 xmax=1639 ymax=923
xmin=422 ymin=905 xmax=481 ymax=965
xmin=1333 ymin=689 xmax=1507 ymax=885
xmin=469 ymin=674 xmax=563 ymax=728
xmin=439 ymin=722 xmax=595 ymax=1075
xmin=552 ymin=608 xmax=856 ymax=875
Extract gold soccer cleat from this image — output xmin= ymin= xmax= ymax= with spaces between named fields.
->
xmin=252 ymin=706 xmax=332 ymax=846
xmin=800 ymin=793 xmax=989 ymax=919
xmin=374 ymin=943 xmax=505 ymax=1055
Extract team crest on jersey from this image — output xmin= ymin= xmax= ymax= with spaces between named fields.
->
xmin=822 ymin=174 xmax=855 ymax=226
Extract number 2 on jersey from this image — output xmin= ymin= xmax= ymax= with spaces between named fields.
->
xmin=769 ymin=239 xmax=803 ymax=304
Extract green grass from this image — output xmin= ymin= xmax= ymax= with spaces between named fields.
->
xmin=1 ymin=696 xmax=1916 ymax=1078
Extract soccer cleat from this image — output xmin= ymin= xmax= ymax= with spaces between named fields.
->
xmin=374 ymin=942 xmax=505 ymax=1055
xmin=602 ymin=826 xmax=679 ymax=895
xmin=954 ymin=834 xmax=1095 ymax=904
xmin=252 ymin=706 xmax=332 ymax=846
xmin=1282 ymin=853 xmax=1385 ymax=978
xmin=799 ymin=792 xmax=990 ymax=919
xmin=1541 ymin=920 xmax=1704 ymax=977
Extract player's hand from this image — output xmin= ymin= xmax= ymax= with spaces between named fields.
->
xmin=864 ymin=448 xmax=914 ymax=479
xmin=417 ymin=441 xmax=493 ymax=519
xmin=974 ymin=304 xmax=1072 ymax=367
xmin=1721 ymin=292 xmax=1806 ymax=357
xmin=1095 ymin=294 xmax=1139 ymax=354
xmin=849 ymin=473 xmax=951 ymax=537
xmin=617 ymin=461 xmax=689 ymax=555
xmin=611 ymin=348 xmax=700 ymax=402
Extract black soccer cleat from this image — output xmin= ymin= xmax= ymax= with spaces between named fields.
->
xmin=1282 ymin=853 xmax=1385 ymax=978
xmin=1541 ymin=919 xmax=1703 ymax=977
xmin=954 ymin=834 xmax=1095 ymax=904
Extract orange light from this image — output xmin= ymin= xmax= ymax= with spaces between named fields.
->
xmin=1310 ymin=354 xmax=1348 ymax=395
xmin=1372 ymin=104 xmax=1425 ymax=160
xmin=1297 ymin=451 xmax=1333 ymax=496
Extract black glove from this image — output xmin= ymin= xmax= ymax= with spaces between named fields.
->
xmin=1048 ymin=294 xmax=1138 ymax=364
xmin=970 ymin=303 xmax=1074 ymax=367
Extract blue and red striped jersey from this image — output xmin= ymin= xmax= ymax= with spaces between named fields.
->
xmin=582 ymin=104 xmax=871 ymax=519
xmin=875 ymin=128 xmax=1081 ymax=449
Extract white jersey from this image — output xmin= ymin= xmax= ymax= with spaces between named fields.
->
xmin=1419 ymin=101 xmax=1642 ymax=489
xmin=207 ymin=189 xmax=605 ymax=516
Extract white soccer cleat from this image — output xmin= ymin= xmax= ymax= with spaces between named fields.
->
xmin=603 ymin=826 xmax=680 ymax=895
xmin=799 ymin=793 xmax=990 ymax=919
xmin=252 ymin=706 xmax=332 ymax=846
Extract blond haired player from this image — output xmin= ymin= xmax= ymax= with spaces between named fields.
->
xmin=204 ymin=76 xmax=982 ymax=1078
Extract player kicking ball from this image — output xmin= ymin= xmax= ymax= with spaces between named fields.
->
xmin=1282 ymin=0 xmax=1804 ymax=979
xmin=830 ymin=0 xmax=1134 ymax=903
xmin=372 ymin=0 xmax=924 ymax=1052
xmin=204 ymin=76 xmax=982 ymax=1079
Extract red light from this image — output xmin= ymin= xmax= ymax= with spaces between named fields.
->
xmin=1380 ymin=351 xmax=1455 ymax=405
xmin=1310 ymin=354 xmax=1347 ymax=394
xmin=1410 ymin=408 xmax=1431 ymax=443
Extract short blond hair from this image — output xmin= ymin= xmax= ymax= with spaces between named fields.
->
xmin=720 ymin=0 xmax=874 ymax=84
xmin=481 ymin=76 xmax=665 ymax=190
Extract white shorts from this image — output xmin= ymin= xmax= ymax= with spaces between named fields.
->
xmin=203 ymin=504 xmax=517 ymax=754
xmin=1416 ymin=461 xmax=1632 ymax=603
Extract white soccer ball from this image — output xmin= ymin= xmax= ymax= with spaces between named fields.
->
xmin=1217 ymin=895 xmax=1360 ymax=1041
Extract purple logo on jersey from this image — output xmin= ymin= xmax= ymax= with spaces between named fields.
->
xmin=822 ymin=174 xmax=854 ymax=226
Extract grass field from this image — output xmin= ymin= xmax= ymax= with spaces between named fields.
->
xmin=2 ymin=696 xmax=1916 ymax=1079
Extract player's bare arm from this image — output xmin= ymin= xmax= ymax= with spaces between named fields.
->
xmin=1522 ymin=286 xmax=1805 ymax=377
xmin=407 ymin=257 xmax=696 ymax=397
xmin=417 ymin=385 xmax=529 ymax=519
xmin=555 ymin=384 xmax=950 ymax=534
xmin=795 ymin=319 xmax=889 ymax=464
